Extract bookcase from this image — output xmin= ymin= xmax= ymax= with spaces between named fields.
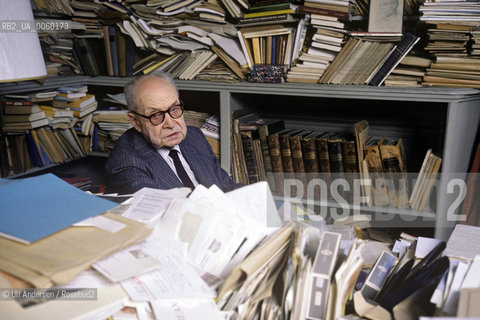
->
xmin=1 ymin=76 xmax=479 ymax=241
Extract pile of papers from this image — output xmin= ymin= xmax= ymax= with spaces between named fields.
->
xmin=0 ymin=173 xmax=479 ymax=319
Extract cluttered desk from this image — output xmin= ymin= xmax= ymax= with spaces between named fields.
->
xmin=0 ymin=173 xmax=479 ymax=319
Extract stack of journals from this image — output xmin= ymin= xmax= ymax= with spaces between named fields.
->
xmin=91 ymin=92 xmax=130 ymax=153
xmin=92 ymin=108 xmax=131 ymax=153
xmin=288 ymin=1 xmax=351 ymax=83
xmin=238 ymin=0 xmax=296 ymax=26
xmin=1 ymin=104 xmax=49 ymax=131
xmin=39 ymin=105 xmax=75 ymax=129
xmin=384 ymin=53 xmax=431 ymax=87
xmin=193 ymin=0 xmax=227 ymax=24
xmin=424 ymin=23 xmax=471 ymax=58
xmin=424 ymin=56 xmax=480 ymax=88
xmin=37 ymin=14 xmax=83 ymax=77
xmin=0 ymin=85 xmax=100 ymax=171
xmin=0 ymin=174 xmax=146 ymax=284
xmin=319 ymin=33 xmax=419 ymax=86
xmin=65 ymin=93 xmax=98 ymax=118
xmin=419 ymin=1 xmax=480 ymax=24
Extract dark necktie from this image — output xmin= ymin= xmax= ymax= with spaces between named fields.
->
xmin=169 ymin=149 xmax=195 ymax=189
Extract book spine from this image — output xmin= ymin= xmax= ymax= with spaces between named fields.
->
xmin=364 ymin=144 xmax=390 ymax=207
xmin=301 ymin=137 xmax=319 ymax=173
xmin=258 ymin=125 xmax=275 ymax=192
xmin=380 ymin=141 xmax=410 ymax=208
xmin=327 ymin=139 xmax=344 ymax=173
xmin=116 ymin=27 xmax=127 ymax=77
xmin=342 ymin=140 xmax=359 ymax=173
xmin=317 ymin=137 xmax=331 ymax=173
xmin=238 ymin=13 xmax=288 ymax=24
xmin=243 ymin=8 xmax=292 ymax=18
xmin=342 ymin=139 xmax=358 ymax=203
xmin=241 ymin=130 xmax=260 ymax=184
xmin=268 ymin=133 xmax=284 ymax=194
xmin=0 ymin=133 xmax=11 ymax=177
xmin=25 ymin=131 xmax=45 ymax=167
xmin=103 ymin=26 xmax=114 ymax=76
xmin=297 ymin=5 xmax=349 ymax=19
xmin=76 ymin=38 xmax=100 ymax=77
xmin=290 ymin=135 xmax=308 ymax=194
xmin=2 ymin=101 xmax=34 ymax=106
xmin=369 ymin=33 xmax=420 ymax=86
xmin=279 ymin=133 xmax=294 ymax=175
xmin=108 ymin=26 xmax=119 ymax=77
xmin=253 ymin=139 xmax=267 ymax=182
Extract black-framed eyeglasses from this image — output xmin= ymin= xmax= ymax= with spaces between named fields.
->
xmin=131 ymin=100 xmax=184 ymax=126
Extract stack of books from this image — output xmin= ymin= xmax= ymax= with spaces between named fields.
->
xmin=424 ymin=56 xmax=480 ymax=88
xmin=2 ymin=101 xmax=49 ymax=131
xmin=301 ymin=0 xmax=352 ymax=18
xmin=419 ymin=1 xmax=480 ymax=24
xmin=319 ymin=33 xmax=420 ymax=86
xmin=424 ymin=23 xmax=471 ymax=58
xmin=384 ymin=53 xmax=432 ymax=87
xmin=92 ymin=108 xmax=131 ymax=153
xmin=0 ymin=85 xmax=99 ymax=171
xmin=287 ymin=0 xmax=352 ymax=83
xmin=193 ymin=0 xmax=226 ymax=23
xmin=40 ymin=105 xmax=75 ymax=130
xmin=238 ymin=0 xmax=296 ymax=26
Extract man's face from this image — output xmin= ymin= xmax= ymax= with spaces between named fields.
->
xmin=129 ymin=77 xmax=187 ymax=148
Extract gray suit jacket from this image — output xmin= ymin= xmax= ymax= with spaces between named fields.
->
xmin=104 ymin=126 xmax=242 ymax=194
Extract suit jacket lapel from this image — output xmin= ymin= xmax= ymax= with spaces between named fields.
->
xmin=134 ymin=131 xmax=183 ymax=188
xmin=180 ymin=138 xmax=214 ymax=187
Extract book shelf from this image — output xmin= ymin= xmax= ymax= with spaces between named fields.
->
xmin=1 ymin=76 xmax=479 ymax=240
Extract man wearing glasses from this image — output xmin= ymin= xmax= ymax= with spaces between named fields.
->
xmin=104 ymin=71 xmax=242 ymax=194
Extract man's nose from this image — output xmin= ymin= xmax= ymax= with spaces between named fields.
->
xmin=162 ymin=113 xmax=174 ymax=127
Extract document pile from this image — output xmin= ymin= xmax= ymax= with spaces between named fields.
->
xmin=1 ymin=173 xmax=480 ymax=320
xmin=0 ymin=174 xmax=151 ymax=288
xmin=350 ymin=225 xmax=480 ymax=320
xmin=92 ymin=181 xmax=283 ymax=319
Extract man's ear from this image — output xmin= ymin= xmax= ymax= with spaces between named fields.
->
xmin=128 ymin=113 xmax=142 ymax=133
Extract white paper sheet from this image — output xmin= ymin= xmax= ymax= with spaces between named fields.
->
xmin=444 ymin=224 xmax=480 ymax=261
xmin=121 ymin=187 xmax=190 ymax=224
xmin=93 ymin=241 xmax=163 ymax=282
xmin=120 ymin=248 xmax=215 ymax=301
xmin=74 ymin=215 xmax=126 ymax=233
xmin=415 ymin=236 xmax=444 ymax=259
xmin=150 ymin=299 xmax=225 ymax=320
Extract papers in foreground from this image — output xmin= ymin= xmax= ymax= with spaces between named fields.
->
xmin=1 ymin=176 xmax=480 ymax=320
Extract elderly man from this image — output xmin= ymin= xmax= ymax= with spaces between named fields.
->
xmin=104 ymin=71 xmax=242 ymax=194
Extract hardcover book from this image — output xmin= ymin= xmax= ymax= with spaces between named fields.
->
xmin=369 ymin=33 xmax=420 ymax=86
xmin=258 ymin=120 xmax=285 ymax=192
xmin=289 ymin=129 xmax=309 ymax=194
xmin=278 ymin=128 xmax=295 ymax=179
xmin=301 ymin=130 xmax=320 ymax=174
xmin=364 ymin=138 xmax=390 ymax=207
xmin=380 ymin=138 xmax=410 ymax=208
xmin=267 ymin=131 xmax=285 ymax=194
